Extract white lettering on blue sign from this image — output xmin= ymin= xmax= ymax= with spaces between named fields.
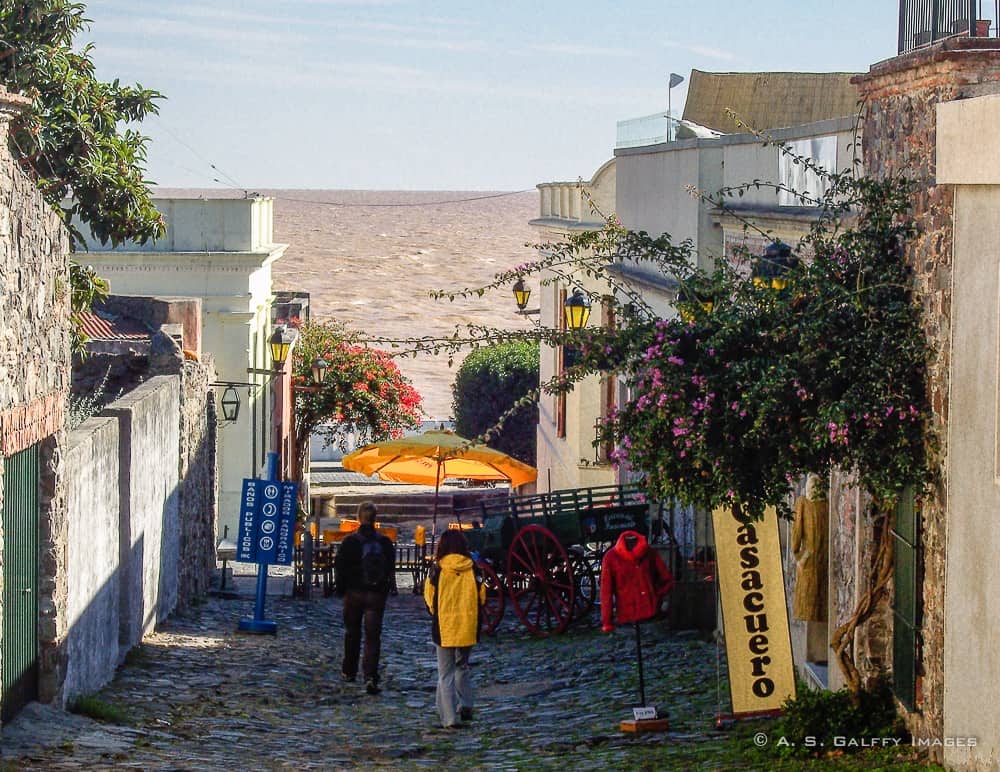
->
xmin=274 ymin=482 xmax=298 ymax=566
xmin=238 ymin=478 xmax=298 ymax=566
xmin=237 ymin=479 xmax=259 ymax=562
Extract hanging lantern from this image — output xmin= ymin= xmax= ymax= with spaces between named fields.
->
xmin=311 ymin=357 xmax=329 ymax=385
xmin=677 ymin=284 xmax=715 ymax=321
xmin=564 ymin=288 xmax=592 ymax=330
xmin=269 ymin=326 xmax=294 ymax=368
xmin=752 ymin=241 xmax=798 ymax=291
xmin=220 ymin=386 xmax=241 ymax=423
xmin=512 ymin=278 xmax=531 ymax=312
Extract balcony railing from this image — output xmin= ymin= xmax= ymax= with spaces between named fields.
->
xmin=616 ymin=112 xmax=672 ymax=149
xmin=899 ymin=0 xmax=998 ymax=54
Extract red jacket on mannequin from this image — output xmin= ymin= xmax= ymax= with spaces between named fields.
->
xmin=600 ymin=530 xmax=675 ymax=631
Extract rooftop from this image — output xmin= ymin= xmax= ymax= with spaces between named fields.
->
xmin=681 ymin=69 xmax=861 ymax=133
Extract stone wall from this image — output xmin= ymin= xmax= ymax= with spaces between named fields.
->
xmin=853 ymin=37 xmax=1000 ymax=745
xmin=175 ymin=360 xmax=218 ymax=611
xmin=0 ymin=89 xmax=71 ymax=715
xmin=70 ymin=294 xmax=217 ymax=612
xmin=63 ymin=416 xmax=120 ymax=701
xmin=58 ymin=375 xmax=213 ymax=706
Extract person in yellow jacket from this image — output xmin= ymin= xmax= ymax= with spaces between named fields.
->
xmin=423 ymin=529 xmax=486 ymax=729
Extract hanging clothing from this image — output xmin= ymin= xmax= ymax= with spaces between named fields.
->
xmin=600 ymin=530 xmax=675 ymax=631
xmin=792 ymin=495 xmax=829 ymax=622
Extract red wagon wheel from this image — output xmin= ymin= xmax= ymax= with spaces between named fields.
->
xmin=506 ymin=525 xmax=575 ymax=636
xmin=476 ymin=558 xmax=505 ymax=635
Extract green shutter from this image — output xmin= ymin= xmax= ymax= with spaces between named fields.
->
xmin=2 ymin=444 xmax=40 ymax=722
xmin=891 ymin=487 xmax=919 ymax=711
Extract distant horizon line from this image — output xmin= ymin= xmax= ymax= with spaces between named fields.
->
xmin=151 ymin=185 xmax=535 ymax=194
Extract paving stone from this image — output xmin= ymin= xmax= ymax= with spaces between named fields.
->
xmin=0 ymin=572 xmax=743 ymax=770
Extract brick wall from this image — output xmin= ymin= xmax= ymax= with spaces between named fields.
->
xmin=854 ymin=36 xmax=1000 ymax=745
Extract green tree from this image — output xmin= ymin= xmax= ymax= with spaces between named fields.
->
xmin=292 ymin=321 xmax=423 ymax=475
xmin=69 ymin=261 xmax=108 ymax=352
xmin=2 ymin=2 xmax=165 ymax=351
xmin=2 ymin=1 xmax=165 ymax=246
xmin=452 ymin=341 xmax=539 ymax=465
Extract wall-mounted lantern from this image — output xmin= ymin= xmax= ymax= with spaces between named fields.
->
xmin=269 ymin=326 xmax=295 ymax=369
xmin=752 ymin=241 xmax=798 ymax=291
xmin=311 ymin=357 xmax=328 ymax=385
xmin=512 ymin=279 xmax=531 ymax=312
xmin=564 ymin=288 xmax=592 ymax=330
xmin=220 ymin=385 xmax=241 ymax=423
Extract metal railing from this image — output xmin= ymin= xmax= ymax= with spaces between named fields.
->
xmin=899 ymin=0 xmax=997 ymax=54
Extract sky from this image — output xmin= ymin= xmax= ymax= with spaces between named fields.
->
xmin=85 ymin=1 xmax=901 ymax=191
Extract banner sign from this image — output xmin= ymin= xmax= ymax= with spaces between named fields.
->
xmin=237 ymin=478 xmax=298 ymax=566
xmin=712 ymin=506 xmax=796 ymax=715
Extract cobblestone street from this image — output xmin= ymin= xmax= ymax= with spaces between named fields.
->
xmin=1 ymin=571 xmax=746 ymax=771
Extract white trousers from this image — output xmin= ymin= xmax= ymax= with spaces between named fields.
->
xmin=435 ymin=645 xmax=473 ymax=727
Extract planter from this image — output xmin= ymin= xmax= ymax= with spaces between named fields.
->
xmin=975 ymin=19 xmax=992 ymax=37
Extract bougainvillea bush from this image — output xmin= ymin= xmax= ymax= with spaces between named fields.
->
xmin=292 ymin=321 xmax=423 ymax=468
xmin=589 ymin=176 xmax=929 ymax=520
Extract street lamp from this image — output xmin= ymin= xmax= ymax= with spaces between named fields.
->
xmin=220 ymin=385 xmax=241 ymax=422
xmin=564 ymin=288 xmax=592 ymax=330
xmin=269 ymin=326 xmax=295 ymax=369
xmin=511 ymin=278 xmax=540 ymax=317
xmin=512 ymin=278 xmax=531 ymax=312
xmin=677 ymin=284 xmax=715 ymax=321
xmin=311 ymin=357 xmax=328 ymax=386
xmin=752 ymin=241 xmax=798 ymax=291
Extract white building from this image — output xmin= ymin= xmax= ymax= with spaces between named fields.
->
xmin=529 ymin=160 xmax=619 ymax=493
xmin=77 ymin=196 xmax=288 ymax=538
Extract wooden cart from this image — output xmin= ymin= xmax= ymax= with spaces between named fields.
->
xmin=461 ymin=484 xmax=649 ymax=637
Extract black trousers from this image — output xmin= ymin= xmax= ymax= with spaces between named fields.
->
xmin=341 ymin=589 xmax=388 ymax=682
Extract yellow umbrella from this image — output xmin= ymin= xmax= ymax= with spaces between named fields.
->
xmin=341 ymin=430 xmax=537 ymax=534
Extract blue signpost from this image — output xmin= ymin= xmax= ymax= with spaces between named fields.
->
xmin=236 ymin=452 xmax=298 ymax=634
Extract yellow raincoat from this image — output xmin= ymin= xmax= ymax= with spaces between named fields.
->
xmin=424 ymin=553 xmax=486 ymax=647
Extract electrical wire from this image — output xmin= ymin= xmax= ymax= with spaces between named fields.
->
xmin=150 ymin=114 xmax=246 ymax=191
xmin=150 ymin=116 xmax=535 ymax=207
xmin=267 ymin=190 xmax=534 ymax=208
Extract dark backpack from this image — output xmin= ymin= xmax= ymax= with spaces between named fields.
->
xmin=360 ymin=534 xmax=387 ymax=589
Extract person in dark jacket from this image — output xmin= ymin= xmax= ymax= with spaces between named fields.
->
xmin=334 ymin=502 xmax=395 ymax=694
xmin=424 ymin=529 xmax=485 ymax=729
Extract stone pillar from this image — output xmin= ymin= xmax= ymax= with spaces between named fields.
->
xmin=853 ymin=36 xmax=1000 ymax=753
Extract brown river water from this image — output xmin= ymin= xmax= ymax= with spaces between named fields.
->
xmin=160 ymin=188 xmax=540 ymax=419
